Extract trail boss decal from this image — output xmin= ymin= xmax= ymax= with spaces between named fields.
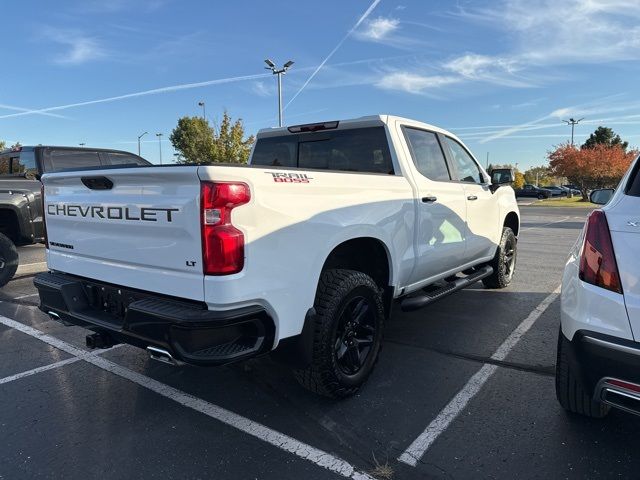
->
xmin=266 ymin=172 xmax=313 ymax=183
xmin=46 ymin=204 xmax=179 ymax=222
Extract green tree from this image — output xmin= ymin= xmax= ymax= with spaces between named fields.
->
xmin=211 ymin=111 xmax=255 ymax=164
xmin=170 ymin=111 xmax=254 ymax=165
xmin=170 ymin=116 xmax=215 ymax=164
xmin=524 ymin=166 xmax=552 ymax=186
xmin=0 ymin=140 xmax=5 ymax=150
xmin=582 ymin=126 xmax=629 ymax=151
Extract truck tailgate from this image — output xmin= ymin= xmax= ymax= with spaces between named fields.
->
xmin=42 ymin=167 xmax=204 ymax=301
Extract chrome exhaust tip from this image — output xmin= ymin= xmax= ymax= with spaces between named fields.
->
xmin=147 ymin=346 xmax=179 ymax=366
xmin=598 ymin=378 xmax=640 ymax=417
xmin=48 ymin=311 xmax=61 ymax=321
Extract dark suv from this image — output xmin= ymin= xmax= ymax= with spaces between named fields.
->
xmin=0 ymin=145 xmax=150 ymax=285
xmin=514 ymin=184 xmax=552 ymax=199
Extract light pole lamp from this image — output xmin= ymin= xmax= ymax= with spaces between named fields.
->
xmin=137 ymin=131 xmax=148 ymax=156
xmin=156 ymin=133 xmax=163 ymax=165
xmin=198 ymin=101 xmax=206 ymax=120
xmin=562 ymin=118 xmax=584 ymax=146
xmin=264 ymin=58 xmax=294 ymax=127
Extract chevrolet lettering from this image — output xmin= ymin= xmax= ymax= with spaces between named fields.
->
xmin=46 ymin=204 xmax=179 ymax=222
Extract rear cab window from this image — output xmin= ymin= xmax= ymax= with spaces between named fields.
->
xmin=41 ymin=149 xmax=103 ymax=173
xmin=251 ymin=127 xmax=394 ymax=174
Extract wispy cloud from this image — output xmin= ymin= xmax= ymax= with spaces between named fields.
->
xmin=452 ymin=0 xmax=640 ymax=67
xmin=477 ymin=97 xmax=640 ymax=143
xmin=251 ymin=81 xmax=275 ymax=98
xmin=357 ymin=16 xmax=400 ymax=41
xmin=443 ymin=54 xmax=530 ymax=87
xmin=376 ymin=0 xmax=640 ymax=96
xmin=0 ymin=72 xmax=271 ymax=120
xmin=43 ymin=29 xmax=107 ymax=65
xmin=376 ymin=72 xmax=461 ymax=95
xmin=285 ymin=0 xmax=382 ymax=108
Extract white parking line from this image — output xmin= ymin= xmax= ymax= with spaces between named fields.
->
xmin=520 ymin=216 xmax=570 ymax=232
xmin=0 ymin=357 xmax=80 ymax=385
xmin=398 ymin=286 xmax=561 ymax=467
xmin=0 ymin=314 xmax=374 ymax=480
xmin=13 ymin=293 xmax=39 ymax=300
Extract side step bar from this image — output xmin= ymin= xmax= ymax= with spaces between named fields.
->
xmin=401 ymin=265 xmax=494 ymax=312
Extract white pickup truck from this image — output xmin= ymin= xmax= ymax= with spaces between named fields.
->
xmin=35 ymin=115 xmax=520 ymax=398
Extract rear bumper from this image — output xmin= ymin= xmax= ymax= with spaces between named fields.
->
xmin=34 ymin=271 xmax=275 ymax=366
xmin=565 ymin=330 xmax=640 ymax=400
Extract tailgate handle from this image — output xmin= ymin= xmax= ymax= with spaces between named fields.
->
xmin=81 ymin=176 xmax=113 ymax=190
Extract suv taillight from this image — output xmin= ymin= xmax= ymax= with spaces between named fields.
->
xmin=200 ymin=181 xmax=250 ymax=275
xmin=579 ymin=210 xmax=622 ymax=294
xmin=41 ymin=184 xmax=48 ymax=249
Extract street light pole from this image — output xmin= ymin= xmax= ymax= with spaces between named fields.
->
xmin=562 ymin=118 xmax=584 ymax=146
xmin=156 ymin=133 xmax=163 ymax=165
xmin=137 ymin=131 xmax=148 ymax=156
xmin=198 ymin=101 xmax=206 ymax=120
xmin=264 ymin=59 xmax=294 ymax=127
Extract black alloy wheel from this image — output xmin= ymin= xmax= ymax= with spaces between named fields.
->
xmin=334 ymin=296 xmax=376 ymax=375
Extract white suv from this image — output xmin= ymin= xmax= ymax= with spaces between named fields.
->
xmin=556 ymin=155 xmax=640 ymax=417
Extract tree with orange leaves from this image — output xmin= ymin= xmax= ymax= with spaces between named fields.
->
xmin=548 ymin=141 xmax=637 ymax=200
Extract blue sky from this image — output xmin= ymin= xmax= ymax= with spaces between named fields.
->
xmin=2 ymin=0 xmax=640 ymax=169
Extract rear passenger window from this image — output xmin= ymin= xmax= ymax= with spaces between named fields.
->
xmin=42 ymin=149 xmax=102 ymax=173
xmin=251 ymin=127 xmax=394 ymax=174
xmin=402 ymin=127 xmax=451 ymax=181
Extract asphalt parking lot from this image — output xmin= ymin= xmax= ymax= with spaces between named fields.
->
xmin=2 ymin=206 xmax=639 ymax=480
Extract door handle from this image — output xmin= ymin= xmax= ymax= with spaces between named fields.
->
xmin=467 ymin=195 xmax=478 ymax=201
xmin=421 ymin=196 xmax=437 ymax=203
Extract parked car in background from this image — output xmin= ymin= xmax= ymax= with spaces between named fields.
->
xmin=515 ymin=184 xmax=552 ymax=199
xmin=556 ymin=154 xmax=640 ymax=418
xmin=544 ymin=186 xmax=568 ymax=197
xmin=563 ymin=184 xmax=582 ymax=196
xmin=0 ymin=145 xmax=150 ymax=286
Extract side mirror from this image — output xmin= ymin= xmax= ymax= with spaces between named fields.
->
xmin=590 ymin=188 xmax=614 ymax=205
xmin=490 ymin=168 xmax=515 ymax=192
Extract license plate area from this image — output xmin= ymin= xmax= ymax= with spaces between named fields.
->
xmin=83 ymin=282 xmax=141 ymax=326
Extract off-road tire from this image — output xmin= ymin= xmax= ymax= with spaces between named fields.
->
xmin=0 ymin=233 xmax=18 ymax=287
xmin=555 ymin=330 xmax=610 ymax=418
xmin=293 ymin=269 xmax=384 ymax=398
xmin=482 ymin=227 xmax=517 ymax=289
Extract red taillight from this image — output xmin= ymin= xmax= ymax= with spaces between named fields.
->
xmin=200 ymin=181 xmax=250 ymax=275
xmin=41 ymin=184 xmax=48 ymax=249
xmin=579 ymin=210 xmax=622 ymax=294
